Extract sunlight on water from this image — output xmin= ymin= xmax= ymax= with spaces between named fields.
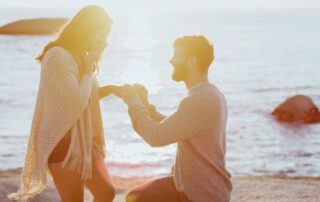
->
xmin=1 ymin=8 xmax=320 ymax=178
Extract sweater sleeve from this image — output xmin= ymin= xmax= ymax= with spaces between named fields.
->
xmin=128 ymin=95 xmax=205 ymax=147
xmin=148 ymin=104 xmax=167 ymax=122
xmin=43 ymin=47 xmax=92 ymax=109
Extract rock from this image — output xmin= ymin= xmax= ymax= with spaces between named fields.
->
xmin=0 ymin=18 xmax=69 ymax=35
xmin=272 ymin=95 xmax=320 ymax=124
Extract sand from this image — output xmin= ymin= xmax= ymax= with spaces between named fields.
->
xmin=1 ymin=168 xmax=319 ymax=202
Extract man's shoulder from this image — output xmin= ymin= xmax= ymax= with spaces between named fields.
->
xmin=185 ymin=84 xmax=226 ymax=109
xmin=191 ymin=83 xmax=222 ymax=99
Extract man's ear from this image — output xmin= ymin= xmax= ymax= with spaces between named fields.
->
xmin=188 ymin=57 xmax=198 ymax=67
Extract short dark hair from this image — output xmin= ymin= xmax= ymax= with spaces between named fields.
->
xmin=173 ymin=35 xmax=214 ymax=74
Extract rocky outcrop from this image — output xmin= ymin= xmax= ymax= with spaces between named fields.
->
xmin=0 ymin=18 xmax=68 ymax=35
xmin=272 ymin=95 xmax=320 ymax=124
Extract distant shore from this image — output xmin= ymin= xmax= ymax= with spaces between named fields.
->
xmin=0 ymin=18 xmax=68 ymax=35
xmin=1 ymin=168 xmax=319 ymax=202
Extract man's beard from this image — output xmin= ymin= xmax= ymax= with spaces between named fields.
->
xmin=172 ymin=63 xmax=188 ymax=82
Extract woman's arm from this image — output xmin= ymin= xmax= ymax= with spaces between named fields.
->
xmin=45 ymin=47 xmax=93 ymax=109
xmin=99 ymin=85 xmax=122 ymax=99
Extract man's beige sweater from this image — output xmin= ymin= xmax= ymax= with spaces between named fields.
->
xmin=128 ymin=83 xmax=233 ymax=202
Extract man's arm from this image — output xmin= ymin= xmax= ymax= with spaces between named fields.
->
xmin=128 ymin=96 xmax=204 ymax=147
xmin=120 ymin=84 xmax=205 ymax=147
xmin=147 ymin=104 xmax=167 ymax=122
xmin=133 ymin=84 xmax=166 ymax=122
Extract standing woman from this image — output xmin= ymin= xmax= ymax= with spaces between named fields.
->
xmin=9 ymin=5 xmax=118 ymax=202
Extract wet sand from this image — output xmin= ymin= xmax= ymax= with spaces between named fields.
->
xmin=1 ymin=168 xmax=319 ymax=202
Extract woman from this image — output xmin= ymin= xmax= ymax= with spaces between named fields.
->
xmin=9 ymin=5 xmax=120 ymax=202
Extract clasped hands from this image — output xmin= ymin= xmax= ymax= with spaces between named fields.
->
xmin=100 ymin=84 xmax=150 ymax=108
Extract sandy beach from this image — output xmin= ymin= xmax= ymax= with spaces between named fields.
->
xmin=0 ymin=168 xmax=319 ymax=202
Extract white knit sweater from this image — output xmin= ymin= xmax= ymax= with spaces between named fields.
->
xmin=8 ymin=46 xmax=106 ymax=201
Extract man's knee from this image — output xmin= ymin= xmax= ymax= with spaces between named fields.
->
xmin=126 ymin=189 xmax=145 ymax=202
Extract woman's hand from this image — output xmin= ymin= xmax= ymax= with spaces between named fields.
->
xmin=88 ymin=43 xmax=106 ymax=62
xmin=82 ymin=43 xmax=107 ymax=75
xmin=81 ymin=52 xmax=94 ymax=75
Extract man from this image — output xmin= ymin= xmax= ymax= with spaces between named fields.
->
xmin=120 ymin=35 xmax=232 ymax=202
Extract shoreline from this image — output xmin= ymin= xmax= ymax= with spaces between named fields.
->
xmin=1 ymin=168 xmax=320 ymax=202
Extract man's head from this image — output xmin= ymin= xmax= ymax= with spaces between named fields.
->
xmin=170 ymin=35 xmax=214 ymax=82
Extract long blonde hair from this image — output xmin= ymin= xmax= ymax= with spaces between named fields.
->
xmin=36 ymin=5 xmax=112 ymax=72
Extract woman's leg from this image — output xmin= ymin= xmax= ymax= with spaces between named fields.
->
xmin=49 ymin=137 xmax=84 ymax=202
xmin=84 ymin=155 xmax=116 ymax=202
xmin=49 ymin=165 xmax=84 ymax=202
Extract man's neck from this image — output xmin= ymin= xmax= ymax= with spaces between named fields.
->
xmin=185 ymin=75 xmax=209 ymax=90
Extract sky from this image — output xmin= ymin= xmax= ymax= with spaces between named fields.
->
xmin=0 ymin=0 xmax=319 ymax=11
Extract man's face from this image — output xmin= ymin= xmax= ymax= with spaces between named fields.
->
xmin=170 ymin=47 xmax=188 ymax=82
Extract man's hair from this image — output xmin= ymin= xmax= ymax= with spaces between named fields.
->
xmin=173 ymin=35 xmax=214 ymax=74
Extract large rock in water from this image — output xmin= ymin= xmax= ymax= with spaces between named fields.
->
xmin=272 ymin=95 xmax=320 ymax=124
xmin=0 ymin=18 xmax=68 ymax=35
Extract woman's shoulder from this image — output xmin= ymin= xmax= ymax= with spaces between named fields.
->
xmin=43 ymin=46 xmax=74 ymax=64
xmin=41 ymin=46 xmax=78 ymax=75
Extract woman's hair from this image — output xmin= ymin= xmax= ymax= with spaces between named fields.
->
xmin=36 ymin=5 xmax=113 ymax=71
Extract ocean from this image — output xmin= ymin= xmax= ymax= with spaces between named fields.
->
xmin=0 ymin=7 xmax=319 ymax=178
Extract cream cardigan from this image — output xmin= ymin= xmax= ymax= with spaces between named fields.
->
xmin=8 ymin=46 xmax=106 ymax=201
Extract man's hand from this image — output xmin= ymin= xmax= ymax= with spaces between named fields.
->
xmin=122 ymin=84 xmax=165 ymax=122
xmin=133 ymin=84 xmax=149 ymax=107
xmin=120 ymin=84 xmax=141 ymax=106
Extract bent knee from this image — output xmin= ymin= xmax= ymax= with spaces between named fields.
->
xmin=126 ymin=189 xmax=145 ymax=202
xmin=126 ymin=191 xmax=135 ymax=202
